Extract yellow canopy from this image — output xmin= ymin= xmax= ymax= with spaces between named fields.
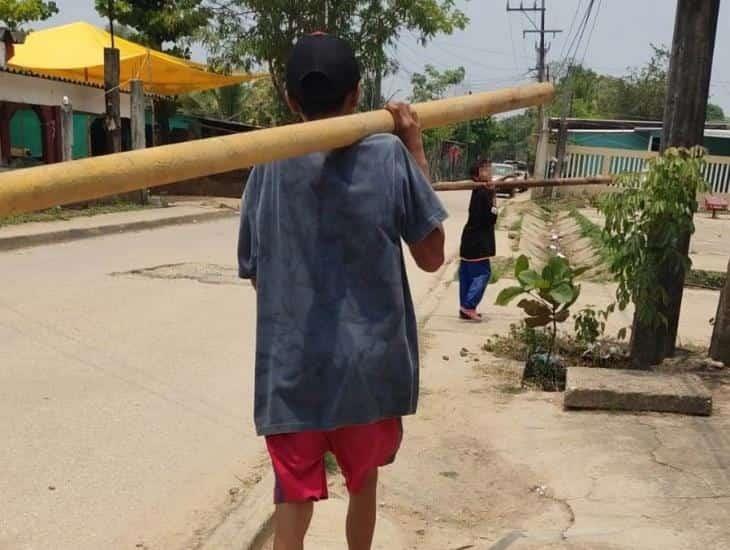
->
xmin=9 ymin=22 xmax=263 ymax=95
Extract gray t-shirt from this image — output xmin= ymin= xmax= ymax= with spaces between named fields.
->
xmin=238 ymin=133 xmax=447 ymax=436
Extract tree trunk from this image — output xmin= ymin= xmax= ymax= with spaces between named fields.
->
xmin=710 ymin=258 xmax=730 ymax=365
xmin=630 ymin=0 xmax=719 ymax=367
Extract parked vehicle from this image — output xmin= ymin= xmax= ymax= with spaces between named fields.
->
xmin=492 ymin=162 xmax=525 ymax=196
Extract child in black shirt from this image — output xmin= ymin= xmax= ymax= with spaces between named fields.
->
xmin=459 ymin=161 xmax=497 ymax=321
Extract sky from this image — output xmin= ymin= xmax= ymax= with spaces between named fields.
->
xmin=39 ymin=0 xmax=730 ymax=114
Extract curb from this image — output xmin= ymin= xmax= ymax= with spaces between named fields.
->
xmin=0 ymin=209 xmax=237 ymax=252
xmin=200 ymin=471 xmax=275 ymax=550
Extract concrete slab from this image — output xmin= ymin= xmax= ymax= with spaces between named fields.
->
xmin=564 ymin=367 xmax=712 ymax=416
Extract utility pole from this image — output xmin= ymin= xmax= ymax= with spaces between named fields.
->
xmin=104 ymin=0 xmax=121 ymax=154
xmin=507 ymin=1 xmax=561 ymax=189
xmin=131 ymin=79 xmax=148 ymax=204
xmin=631 ymin=0 xmax=720 ymax=367
xmin=60 ymin=96 xmax=73 ymax=162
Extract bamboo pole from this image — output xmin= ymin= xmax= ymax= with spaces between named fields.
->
xmin=433 ymin=176 xmax=613 ymax=191
xmin=0 ymin=82 xmax=554 ymax=217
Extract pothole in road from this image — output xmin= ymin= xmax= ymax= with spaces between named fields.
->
xmin=113 ymin=262 xmax=244 ymax=286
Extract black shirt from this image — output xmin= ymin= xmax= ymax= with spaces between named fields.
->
xmin=459 ymin=187 xmax=497 ymax=260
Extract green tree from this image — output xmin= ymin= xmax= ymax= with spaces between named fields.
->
xmin=410 ymin=64 xmax=464 ymax=102
xmin=0 ymin=0 xmax=58 ymax=30
xmin=599 ymin=147 xmax=707 ymax=366
xmin=205 ymin=0 xmax=468 ymax=115
xmin=490 ymin=110 xmax=537 ymax=163
xmin=95 ymin=0 xmax=212 ymax=143
xmin=552 ymin=48 xmax=726 ymax=122
xmin=94 ymin=0 xmax=209 ymax=57
xmin=180 ymin=78 xmax=281 ymax=127
xmin=407 ymin=65 xmax=498 ymax=177
xmin=706 ymin=103 xmax=725 ymax=122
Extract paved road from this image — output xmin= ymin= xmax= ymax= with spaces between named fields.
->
xmin=0 ymin=192 xmax=470 ymax=549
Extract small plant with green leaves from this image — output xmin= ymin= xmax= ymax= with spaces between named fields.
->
xmin=573 ymin=304 xmax=615 ymax=345
xmin=496 ymin=255 xmax=587 ymax=389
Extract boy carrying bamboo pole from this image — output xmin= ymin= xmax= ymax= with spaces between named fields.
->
xmin=237 ymin=33 xmax=447 ymax=550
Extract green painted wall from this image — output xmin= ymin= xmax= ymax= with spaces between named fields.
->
xmin=704 ymin=137 xmax=730 ymax=156
xmin=568 ymin=131 xmax=650 ymax=150
xmin=570 ymin=129 xmax=730 ymax=156
xmin=10 ymin=109 xmax=42 ymax=158
xmin=9 ymin=110 xmax=199 ymax=161
xmin=72 ymin=113 xmax=91 ymax=159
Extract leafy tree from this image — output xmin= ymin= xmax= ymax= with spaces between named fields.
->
xmin=0 ymin=0 xmax=58 ymax=30
xmin=95 ymin=0 xmax=209 ymax=57
xmin=490 ymin=110 xmax=537 ymax=163
xmin=204 ymin=0 xmax=468 ymax=114
xmin=408 ymin=64 xmax=499 ymax=178
xmin=180 ymin=78 xmax=282 ymax=127
xmin=552 ymin=47 xmax=726 ymax=123
xmin=410 ymin=64 xmax=464 ymax=102
xmin=599 ymin=147 xmax=707 ymax=366
xmin=706 ymin=103 xmax=725 ymax=122
xmin=95 ymin=0 xmax=211 ymax=143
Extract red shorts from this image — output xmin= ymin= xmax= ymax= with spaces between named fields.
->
xmin=265 ymin=418 xmax=403 ymax=503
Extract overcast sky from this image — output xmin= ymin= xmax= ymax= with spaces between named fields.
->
xmin=41 ymin=0 xmax=730 ymax=113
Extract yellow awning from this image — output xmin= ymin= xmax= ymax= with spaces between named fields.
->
xmin=9 ymin=22 xmax=264 ymax=95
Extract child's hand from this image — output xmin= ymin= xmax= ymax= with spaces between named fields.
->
xmin=385 ymin=101 xmax=423 ymax=150
xmin=385 ymin=101 xmax=429 ymax=178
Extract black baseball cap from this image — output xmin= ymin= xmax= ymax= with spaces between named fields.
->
xmin=286 ymin=33 xmax=361 ymax=115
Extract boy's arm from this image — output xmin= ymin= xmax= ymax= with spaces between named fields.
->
xmin=238 ymin=169 xmax=259 ymax=285
xmin=408 ymin=227 xmax=445 ymax=273
xmin=385 ymin=101 xmax=446 ymax=273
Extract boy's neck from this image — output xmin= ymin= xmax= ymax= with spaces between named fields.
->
xmin=302 ymin=107 xmax=356 ymax=122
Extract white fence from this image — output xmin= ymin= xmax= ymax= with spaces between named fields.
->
xmin=557 ymin=145 xmax=730 ymax=194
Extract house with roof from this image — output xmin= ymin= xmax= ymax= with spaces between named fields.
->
xmin=548 ymin=118 xmax=730 ymax=196
xmin=0 ymin=23 xmax=259 ymax=175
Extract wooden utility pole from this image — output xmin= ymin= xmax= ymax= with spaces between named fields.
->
xmin=630 ymin=0 xmax=720 ymax=367
xmin=710 ymin=258 xmax=730 ymax=365
xmin=130 ymin=79 xmax=148 ymax=203
xmin=131 ymin=80 xmax=146 ymax=151
xmin=507 ymin=0 xmax=561 ymax=190
xmin=104 ymin=0 xmax=121 ymax=155
xmin=60 ymin=96 xmax=73 ymax=162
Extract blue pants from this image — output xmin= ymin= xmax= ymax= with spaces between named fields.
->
xmin=459 ymin=259 xmax=491 ymax=310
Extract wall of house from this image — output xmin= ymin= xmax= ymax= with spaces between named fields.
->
xmin=8 ymin=108 xmax=95 ymax=159
xmin=568 ymin=131 xmax=650 ymax=150
xmin=0 ymin=71 xmax=131 ymax=117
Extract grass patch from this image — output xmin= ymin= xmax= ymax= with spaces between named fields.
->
xmin=568 ymin=205 xmax=614 ymax=266
xmin=686 ymin=269 xmax=727 ymax=290
xmin=509 ymin=217 xmax=523 ymax=232
xmin=0 ymin=201 xmax=156 ymax=228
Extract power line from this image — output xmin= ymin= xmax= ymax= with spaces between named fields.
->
xmin=507 ymin=0 xmax=563 ymax=83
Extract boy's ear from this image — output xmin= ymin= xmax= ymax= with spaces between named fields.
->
xmin=341 ymin=82 xmax=361 ymax=113
xmin=285 ymin=91 xmax=304 ymax=117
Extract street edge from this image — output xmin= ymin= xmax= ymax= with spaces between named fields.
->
xmin=200 ymin=471 xmax=275 ymax=550
xmin=0 ymin=209 xmax=237 ymax=252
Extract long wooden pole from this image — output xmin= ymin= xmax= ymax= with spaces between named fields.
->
xmin=433 ymin=176 xmax=612 ymax=192
xmin=0 ymin=82 xmax=553 ymax=217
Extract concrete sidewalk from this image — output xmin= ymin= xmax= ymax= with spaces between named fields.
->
xmin=0 ymin=198 xmax=238 ymax=251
